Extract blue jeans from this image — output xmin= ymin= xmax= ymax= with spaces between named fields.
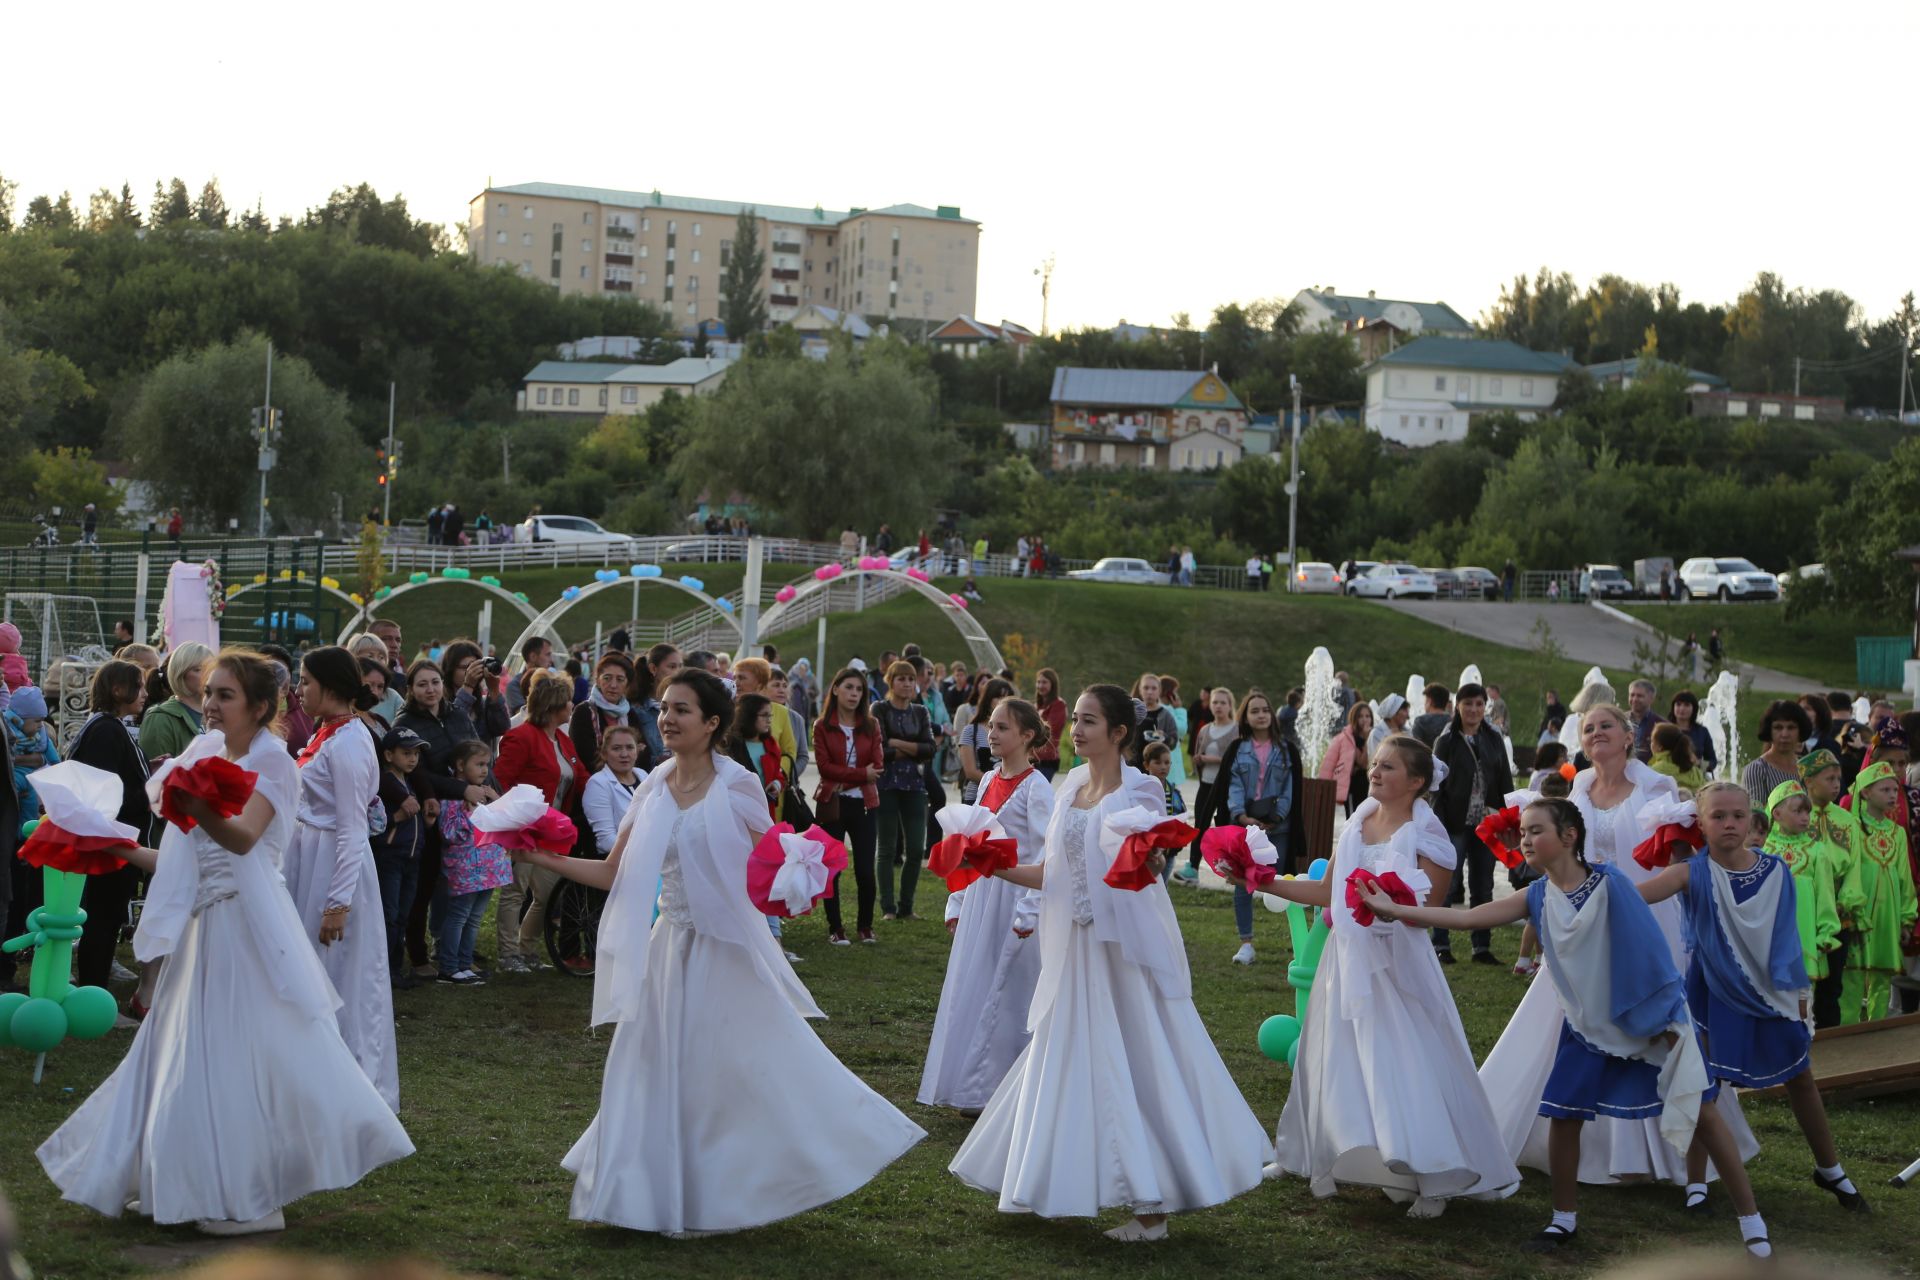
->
xmin=1233 ymin=885 xmax=1255 ymax=941
xmin=372 ymin=847 xmax=418 ymax=979
xmin=439 ymin=888 xmax=494 ymax=975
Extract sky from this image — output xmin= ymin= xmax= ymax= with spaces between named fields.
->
xmin=10 ymin=0 xmax=1917 ymax=335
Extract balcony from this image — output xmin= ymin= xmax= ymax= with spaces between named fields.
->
xmin=771 ymin=267 xmax=799 ymax=282
xmin=602 ymin=279 xmax=632 ymax=293
xmin=771 ymin=241 xmax=802 ymax=255
xmin=770 ymin=293 xmax=799 ymax=308
xmin=606 ymin=225 xmax=636 ymax=239
xmin=604 ymin=252 xmax=633 ymax=266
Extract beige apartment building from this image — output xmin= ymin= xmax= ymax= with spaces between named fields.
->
xmin=469 ymin=182 xmax=980 ymax=332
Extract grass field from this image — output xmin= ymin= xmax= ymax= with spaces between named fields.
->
xmin=4 ymin=883 xmax=1915 ymax=1280
xmin=773 ymin=579 xmax=1672 ymax=743
xmin=1619 ymin=603 xmax=1904 ymax=692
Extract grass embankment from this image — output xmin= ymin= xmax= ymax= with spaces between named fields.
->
xmin=1620 ymin=603 xmax=1904 ymax=692
xmin=6 ymin=886 xmax=1914 ymax=1280
xmin=774 ymin=580 xmax=1612 ymax=738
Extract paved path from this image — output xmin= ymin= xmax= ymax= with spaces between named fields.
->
xmin=1370 ymin=599 xmax=1822 ymax=694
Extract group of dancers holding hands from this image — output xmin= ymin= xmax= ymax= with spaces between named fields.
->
xmin=26 ymin=654 xmax=1880 ymax=1260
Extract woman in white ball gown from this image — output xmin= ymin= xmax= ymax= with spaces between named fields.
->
xmin=919 ymin=696 xmax=1056 ymax=1112
xmin=509 ymin=669 xmax=924 ymax=1237
xmin=38 ymin=650 xmax=413 ymax=1236
xmin=950 ymin=684 xmax=1270 ymax=1242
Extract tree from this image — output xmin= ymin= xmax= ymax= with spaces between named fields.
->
xmin=669 ymin=341 xmax=943 ymax=537
xmin=302 ymin=183 xmax=444 ymax=256
xmin=1809 ymin=436 xmax=1920 ymax=623
xmin=118 ymin=333 xmax=360 ymax=531
xmin=1480 ymin=267 xmax=1578 ymax=354
xmin=0 ymin=322 xmax=92 ymax=469
xmin=150 ymin=178 xmax=194 ymax=227
xmin=0 ymin=171 xmax=14 ymax=232
xmin=28 ymin=446 xmax=120 ymax=516
xmin=21 ymin=192 xmax=77 ymax=230
xmin=194 ymin=177 xmax=229 ymax=229
xmin=719 ymin=208 xmax=767 ymax=340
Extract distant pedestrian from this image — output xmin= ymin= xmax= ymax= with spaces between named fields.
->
xmin=1708 ymin=627 xmax=1725 ymax=669
xmin=166 ymin=508 xmax=183 ymax=544
xmin=426 ymin=506 xmax=444 ymax=545
xmin=1659 ymin=567 xmax=1673 ymax=602
xmin=1244 ymin=554 xmax=1262 ymax=592
xmin=1501 ymin=558 xmax=1516 ymax=601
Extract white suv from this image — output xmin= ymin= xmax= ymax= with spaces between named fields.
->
xmin=1679 ymin=556 xmax=1778 ymax=602
xmin=516 ymin=514 xmax=633 ymax=550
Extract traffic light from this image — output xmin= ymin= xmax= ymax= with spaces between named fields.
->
xmin=376 ymin=447 xmax=389 ymax=487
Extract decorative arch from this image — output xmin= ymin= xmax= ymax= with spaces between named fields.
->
xmin=757 ymin=569 xmax=1004 ymax=672
xmin=502 ymin=575 xmax=742 ymax=671
xmin=337 ymin=575 xmax=544 ymax=646
xmin=224 ymin=579 xmax=363 ymax=641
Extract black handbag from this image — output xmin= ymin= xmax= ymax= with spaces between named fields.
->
xmin=1243 ymin=796 xmax=1279 ymax=823
xmin=781 ymin=785 xmax=815 ymax=830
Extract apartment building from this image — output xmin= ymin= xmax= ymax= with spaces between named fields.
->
xmin=469 ymin=181 xmax=980 ymax=332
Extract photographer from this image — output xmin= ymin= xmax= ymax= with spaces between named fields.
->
xmin=442 ymin=639 xmax=509 ymax=752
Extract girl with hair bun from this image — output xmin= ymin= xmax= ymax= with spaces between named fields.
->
xmin=282 ymin=645 xmax=398 ymax=1111
xmin=951 ymin=684 xmax=1269 ymax=1242
xmin=505 ymin=668 xmax=924 ymax=1236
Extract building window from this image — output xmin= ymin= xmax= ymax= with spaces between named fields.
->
xmin=584 ymin=211 xmax=594 ymax=224
xmin=641 ymin=217 xmax=650 ymax=232
xmin=519 ymin=260 xmax=531 ymax=275
xmin=598 ymin=388 xmax=608 ymax=407
xmin=497 ymin=202 xmax=507 ymax=215
xmin=621 ymin=387 xmax=638 ymax=404
xmin=1216 ymin=416 xmax=1229 ymax=432
xmin=827 ymin=233 xmax=835 ymax=247
xmin=1071 ymin=441 xmax=1085 ymax=462
xmin=1399 ymin=415 xmax=1409 ymax=428
xmin=1433 ymin=375 xmax=1446 ymax=392
xmin=638 ymin=271 xmax=647 ymax=285
xmin=523 ymin=205 xmax=533 ymax=219
xmin=686 ymin=302 xmax=695 ymax=315
xmin=1490 ymin=377 xmax=1503 ymax=395
xmin=688 ymin=275 xmax=698 ymax=293
xmin=664 ymin=286 xmax=673 ymax=303
xmin=1417 ymin=415 xmax=1427 ymax=429
xmin=1099 ymin=442 xmax=1116 ymax=464
xmin=495 ymin=229 xmax=506 ymax=244
xmin=522 ymin=232 xmax=533 ymax=246
xmin=579 ymin=265 xmax=588 ymax=279
xmin=1143 ymin=445 xmax=1156 ymax=467
xmin=693 ymin=222 xmax=701 ymax=236
xmin=536 ymin=388 xmax=547 ymax=404
xmin=668 ymin=220 xmax=677 ymax=233
xmin=1186 ymin=414 xmax=1200 ymax=431
xmin=1215 ymin=450 xmax=1224 ymax=466
xmin=692 ymin=249 xmax=701 ymax=264
xmin=640 ymin=245 xmax=649 ymax=258
xmin=666 ymin=247 xmax=675 ymax=262
xmin=568 ymin=389 xmax=579 ymax=406
xmin=721 ymin=241 xmax=732 ymax=266
xmin=581 ymin=239 xmax=593 ymax=253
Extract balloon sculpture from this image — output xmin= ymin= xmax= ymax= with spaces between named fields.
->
xmin=1 ymin=762 xmax=140 ymax=1080
xmin=1256 ymin=856 xmax=1331 ymax=1069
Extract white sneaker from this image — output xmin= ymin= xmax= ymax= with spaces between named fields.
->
xmin=196 ymin=1209 xmax=285 ymax=1236
xmin=1103 ymin=1218 xmax=1168 ymax=1243
xmin=1232 ymin=943 xmax=1256 ymax=966
xmin=783 ymin=949 xmax=803 ymax=963
xmin=110 ymin=961 xmax=139 ymax=984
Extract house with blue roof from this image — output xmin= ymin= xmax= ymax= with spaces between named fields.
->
xmin=1583 ymin=357 xmax=1728 ymax=392
xmin=519 ymin=356 xmax=734 ymax=416
xmin=1292 ymin=289 xmax=1474 ymax=360
xmin=1049 ymin=367 xmax=1247 ymax=472
xmin=1362 ymin=337 xmax=1577 ymax=447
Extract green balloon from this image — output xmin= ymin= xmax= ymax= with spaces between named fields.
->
xmin=1286 ymin=1036 xmax=1302 ymax=1069
xmin=1257 ymin=1013 xmax=1301 ymax=1064
xmin=0 ymin=992 xmax=27 ymax=1048
xmin=62 ymin=985 xmax=119 ymax=1039
xmin=10 ymin=996 xmax=68 ymax=1052
xmin=19 ymin=817 xmax=39 ymax=840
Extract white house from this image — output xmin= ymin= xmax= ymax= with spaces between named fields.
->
xmin=1292 ymin=289 xmax=1473 ymax=358
xmin=518 ymin=356 xmax=733 ymax=416
xmin=1362 ymin=337 xmax=1576 ymax=447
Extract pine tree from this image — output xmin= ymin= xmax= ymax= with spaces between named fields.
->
xmin=0 ymin=171 xmax=15 ymax=233
xmin=195 ymin=177 xmax=229 ymax=228
xmin=719 ymin=208 xmax=767 ymax=340
xmin=240 ymin=198 xmax=269 ymax=233
xmin=149 ymin=180 xmax=169 ymax=225
xmin=160 ymin=178 xmax=193 ymax=226
xmin=117 ymin=182 xmax=142 ymax=228
xmin=24 ymin=192 xmax=77 ymax=229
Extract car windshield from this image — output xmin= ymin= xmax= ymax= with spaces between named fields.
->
xmin=1392 ymin=564 xmax=1420 ymax=574
xmin=1591 ymin=568 xmax=1625 ymax=580
xmin=1715 ymin=559 xmax=1760 ymax=574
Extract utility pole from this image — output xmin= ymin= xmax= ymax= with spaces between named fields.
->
xmin=1900 ymin=334 xmax=1911 ymax=424
xmin=1793 ymin=356 xmax=1801 ymax=397
xmin=251 ymin=341 xmax=279 ymax=538
xmin=1033 ymin=254 xmax=1055 ymax=337
xmin=383 ymin=381 xmax=396 ymax=528
xmin=1287 ymin=374 xmax=1303 ymax=592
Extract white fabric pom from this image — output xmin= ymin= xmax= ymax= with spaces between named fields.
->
xmin=1428 ymin=758 xmax=1450 ymax=791
xmin=1636 ymin=794 xmax=1697 ymax=836
xmin=35 ymin=761 xmax=140 ymax=841
xmin=471 ymin=783 xmax=548 ymax=835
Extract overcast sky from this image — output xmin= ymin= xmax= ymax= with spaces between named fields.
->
xmin=11 ymin=0 xmax=1915 ymax=334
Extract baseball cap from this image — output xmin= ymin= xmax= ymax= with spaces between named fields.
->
xmin=380 ymin=727 xmax=426 ymax=752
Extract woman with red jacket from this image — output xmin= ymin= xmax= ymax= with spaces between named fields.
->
xmin=492 ymin=673 xmax=586 ymax=972
xmin=814 ymin=667 xmax=883 ymax=945
xmin=1032 ymin=667 xmax=1069 ymax=781
xmin=1318 ymin=702 xmax=1376 ymax=817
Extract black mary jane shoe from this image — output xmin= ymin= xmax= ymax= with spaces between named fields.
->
xmin=1812 ymin=1168 xmax=1872 ymax=1213
xmin=1521 ymin=1225 xmax=1575 ymax=1254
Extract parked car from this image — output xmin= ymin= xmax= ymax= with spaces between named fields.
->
xmin=1679 ymin=556 xmax=1779 ymax=602
xmin=1632 ymin=556 xmax=1677 ymax=597
xmin=1348 ymin=563 xmax=1437 ymax=600
xmin=1454 ymin=566 xmax=1500 ymax=600
xmin=1292 ymin=561 xmax=1344 ymax=594
xmin=1422 ymin=568 xmax=1461 ymax=599
xmin=1066 ymin=556 xmax=1164 ymax=586
xmin=517 ymin=514 xmax=633 ymax=550
xmin=1778 ymin=562 xmax=1825 ymax=596
xmin=1579 ymin=564 xmax=1634 ymax=601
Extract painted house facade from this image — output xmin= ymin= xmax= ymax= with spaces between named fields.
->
xmin=1049 ymin=367 xmax=1247 ymax=471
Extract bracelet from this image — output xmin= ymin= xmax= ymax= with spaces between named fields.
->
xmin=323 ymin=905 xmax=351 ymax=917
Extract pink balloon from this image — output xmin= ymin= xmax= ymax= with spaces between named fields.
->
xmin=905 ymin=568 xmax=930 ymax=583
xmin=813 ymin=564 xmax=844 ymax=582
xmin=948 ymin=593 xmax=970 ymax=609
xmin=859 ymin=556 xmax=889 ymax=571
xmin=775 ymin=585 xmax=798 ymax=603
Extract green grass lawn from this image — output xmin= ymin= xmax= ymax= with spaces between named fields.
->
xmin=774 ymin=580 xmax=1651 ymax=743
xmin=5 ymin=886 xmax=1914 ymax=1279
xmin=1619 ymin=603 xmax=1905 ymax=692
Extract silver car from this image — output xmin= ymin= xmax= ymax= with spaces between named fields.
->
xmin=1066 ymin=557 xmax=1165 ymax=586
xmin=1348 ymin=563 xmax=1437 ymax=600
xmin=1679 ymin=556 xmax=1779 ymax=602
xmin=1292 ymin=561 xmax=1343 ymax=594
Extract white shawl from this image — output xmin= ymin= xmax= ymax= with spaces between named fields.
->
xmin=1709 ymin=858 xmax=1806 ymax=1023
xmin=1325 ymin=797 xmax=1454 ymax=1016
xmin=591 ymin=752 xmax=820 ymax=1028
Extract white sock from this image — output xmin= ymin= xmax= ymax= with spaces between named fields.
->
xmin=1818 ymin=1163 xmax=1856 ymax=1193
xmin=1550 ymin=1210 xmax=1577 ymax=1234
xmin=1684 ymin=1181 xmax=1709 ymax=1206
xmin=1737 ymin=1213 xmax=1770 ymax=1257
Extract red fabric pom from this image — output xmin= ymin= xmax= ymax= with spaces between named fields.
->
xmin=1104 ymin=819 xmax=1196 ymax=892
xmin=1198 ymin=825 xmax=1278 ymax=890
xmin=17 ymin=822 xmax=133 ymax=875
xmin=484 ymin=809 xmax=578 ymax=855
xmin=1345 ymin=867 xmax=1417 ymax=928
xmin=159 ymin=756 xmax=258 ymax=832
xmin=745 ymin=823 xmax=849 ymax=918
xmin=1632 ymin=822 xmax=1704 ymax=870
xmin=928 ymin=829 xmax=1019 ymax=891
xmin=1475 ymin=806 xmax=1525 ymax=869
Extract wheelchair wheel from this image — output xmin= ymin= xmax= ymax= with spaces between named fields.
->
xmin=544 ymin=878 xmax=607 ymax=977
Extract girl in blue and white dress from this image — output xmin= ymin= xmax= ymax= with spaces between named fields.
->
xmin=950 ymin=685 xmax=1269 ymax=1243
xmin=38 ymin=651 xmax=412 ymax=1237
xmin=1637 ymin=781 xmax=1871 ymax=1216
xmin=1238 ymin=734 xmax=1519 ymax=1218
xmin=919 ymin=697 xmax=1056 ymax=1113
xmin=1362 ymin=795 xmax=1774 ymax=1260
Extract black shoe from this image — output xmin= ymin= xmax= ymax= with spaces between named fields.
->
xmin=1471 ymin=950 xmax=1500 ymax=965
xmin=1683 ymin=1188 xmax=1712 ymax=1215
xmin=391 ymin=971 xmax=419 ymax=990
xmin=1435 ymin=949 xmax=1456 ymax=965
xmin=1521 ymin=1225 xmax=1575 ymax=1253
xmin=1813 ymin=1168 xmax=1872 ymax=1213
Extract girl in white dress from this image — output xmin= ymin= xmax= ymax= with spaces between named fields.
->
xmin=950 ymin=684 xmax=1270 ymax=1242
xmin=281 ymin=646 xmax=398 ymax=1111
xmin=1235 ymin=734 xmax=1520 ymax=1217
xmin=37 ymin=650 xmax=413 ymax=1235
xmin=1479 ymin=703 xmax=1759 ymax=1188
xmin=509 ymin=669 xmax=924 ymax=1236
xmin=919 ymin=696 xmax=1057 ymax=1112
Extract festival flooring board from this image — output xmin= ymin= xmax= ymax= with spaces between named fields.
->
xmin=1751 ymin=1011 xmax=1920 ymax=1101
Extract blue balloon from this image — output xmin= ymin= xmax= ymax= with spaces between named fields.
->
xmin=630 ymin=564 xmax=663 ymax=578
xmin=715 ymin=598 xmax=735 ymax=612
xmin=594 ymin=569 xmax=619 ymax=583
xmin=1306 ymin=857 xmax=1330 ymax=881
xmin=679 ymin=576 xmax=705 ymax=592
xmin=562 ymin=586 xmax=582 ymax=601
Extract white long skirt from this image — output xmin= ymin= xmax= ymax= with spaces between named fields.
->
xmin=1274 ymin=923 xmax=1520 ymax=1202
xmin=918 ymin=876 xmax=1040 ymax=1110
xmin=283 ymin=823 xmax=399 ymax=1111
xmin=949 ymin=926 xmax=1270 ymax=1218
xmin=563 ymin=918 xmax=925 ymax=1233
xmin=36 ymin=896 xmax=414 ymax=1224
xmin=1479 ymin=957 xmax=1760 ymax=1183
